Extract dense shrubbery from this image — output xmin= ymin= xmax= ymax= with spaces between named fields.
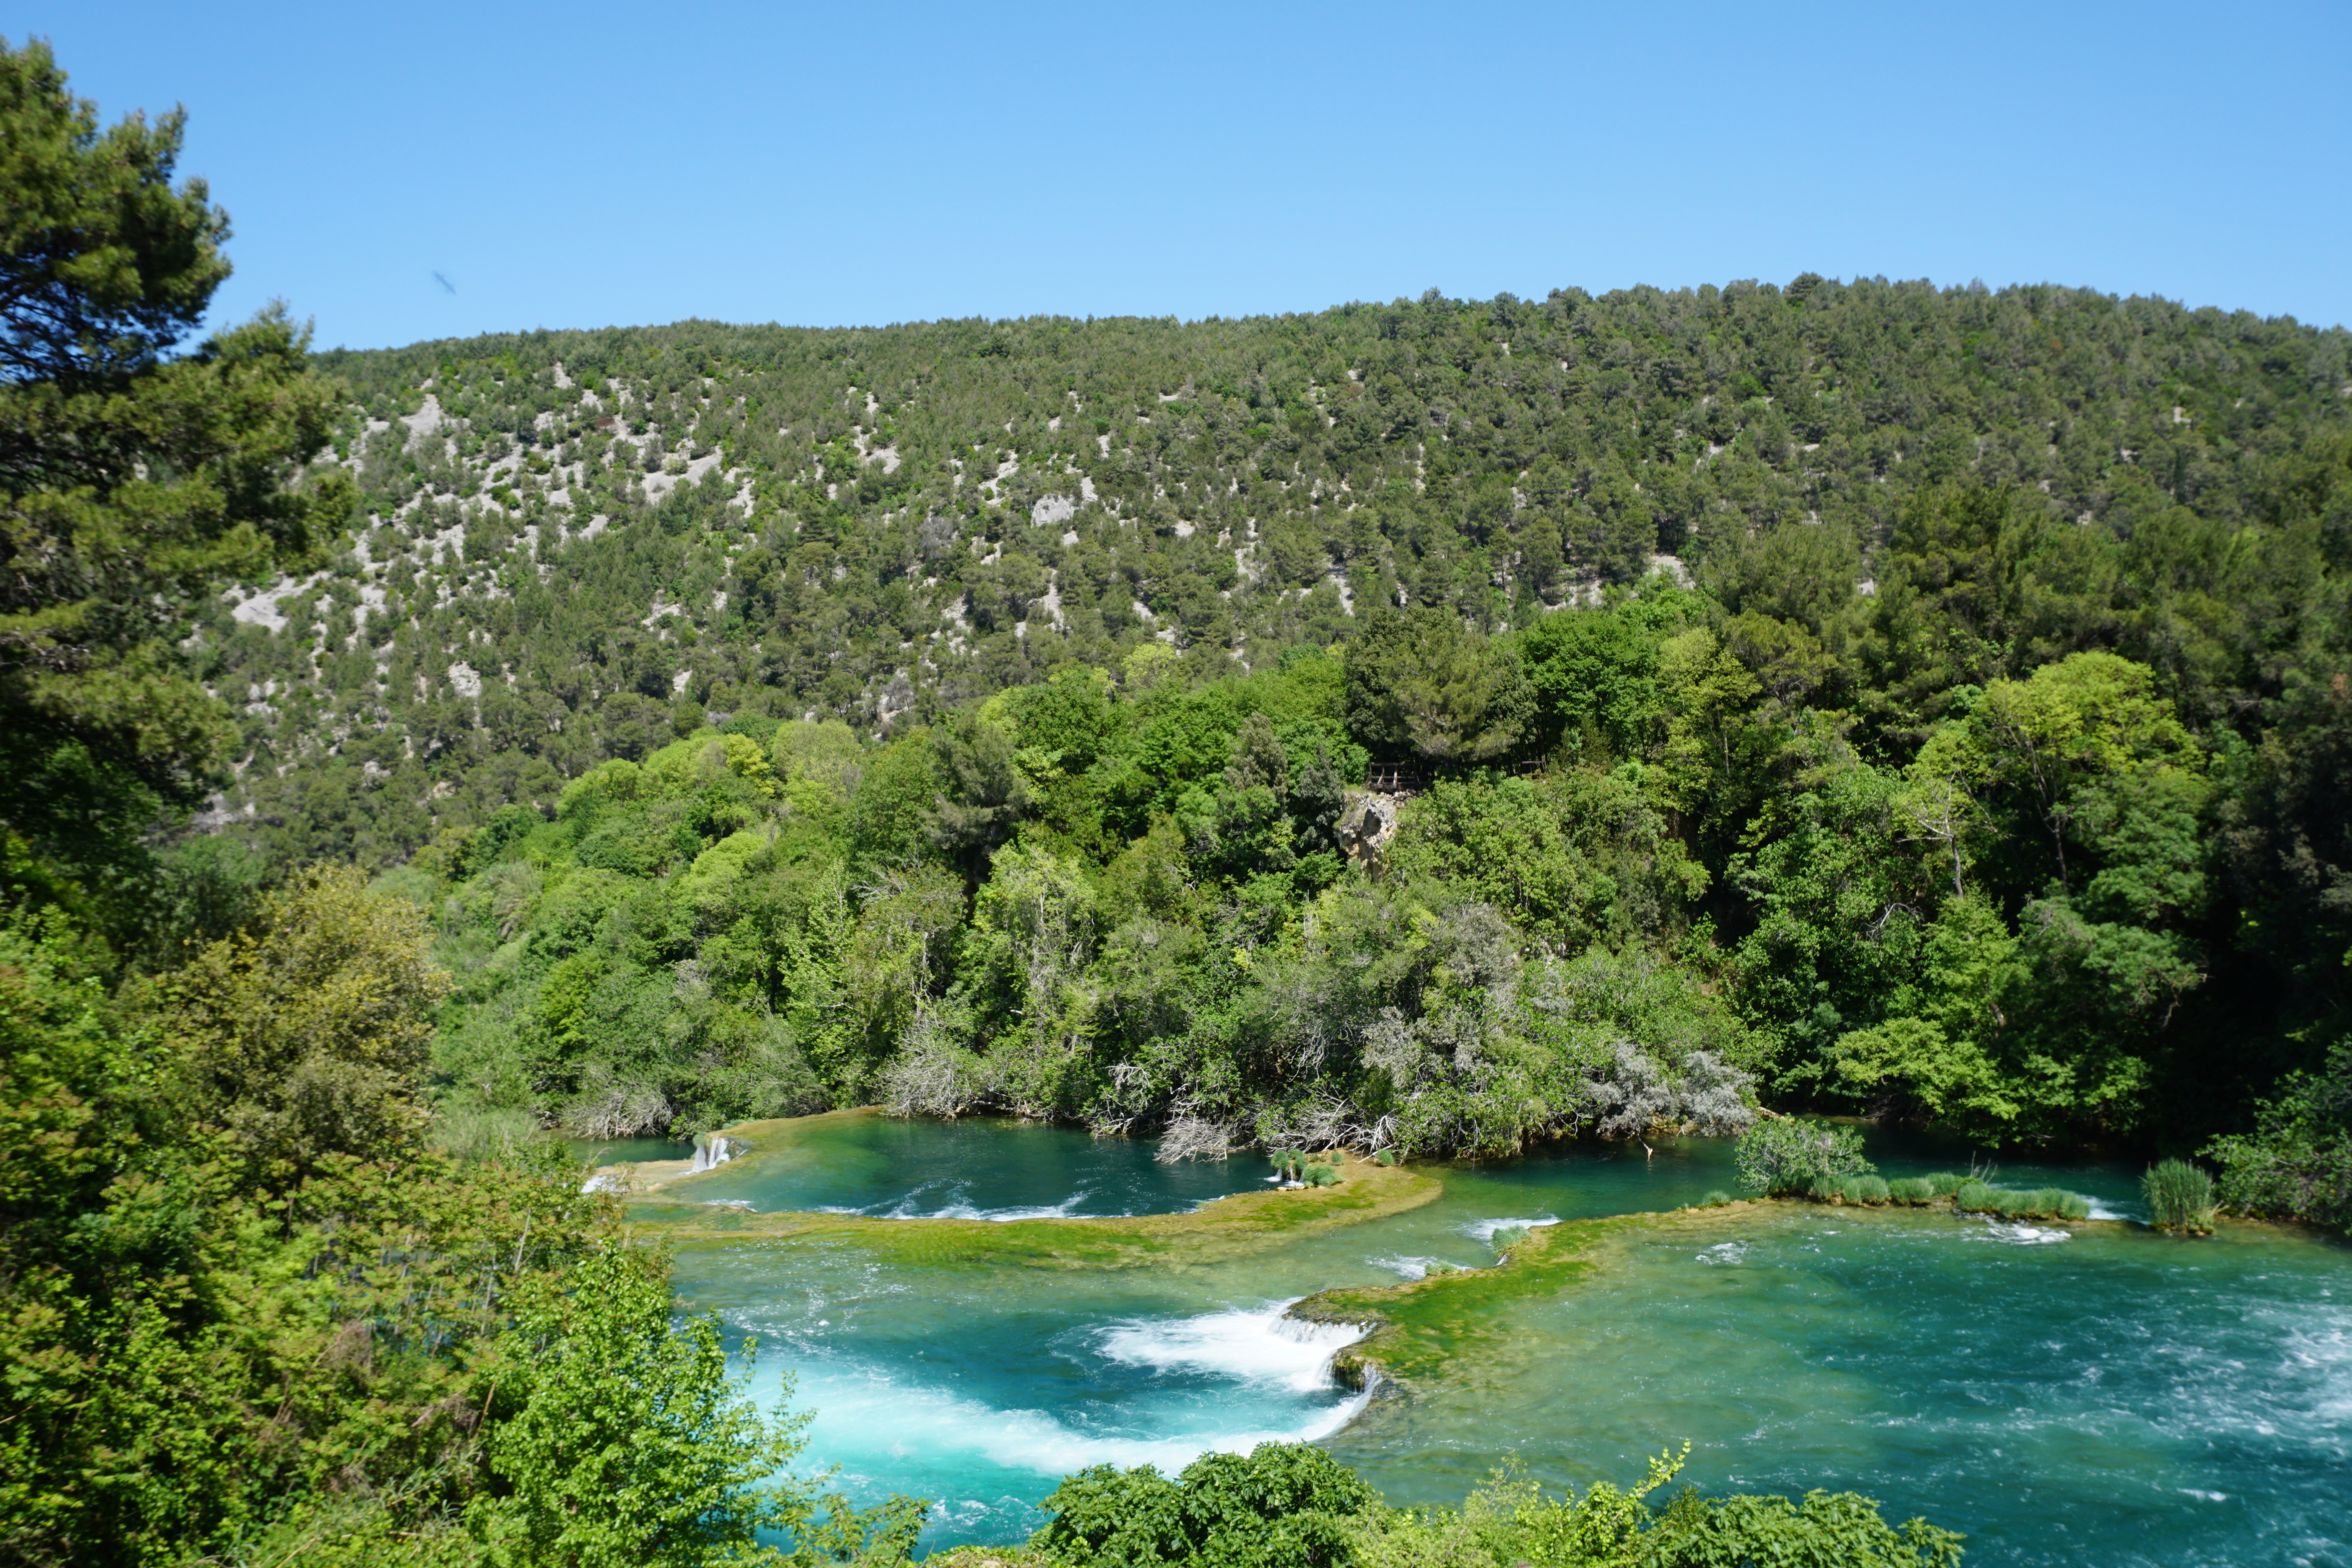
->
xmin=1734 ymin=1119 xmax=1874 ymax=1193
xmin=2204 ymin=1042 xmax=2351 ymax=1231
xmin=400 ymin=667 xmax=1766 ymax=1159
xmin=1023 ymin=1443 xmax=1964 ymax=1568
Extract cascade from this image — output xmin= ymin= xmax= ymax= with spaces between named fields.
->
xmin=689 ymin=1133 xmax=739 ymax=1174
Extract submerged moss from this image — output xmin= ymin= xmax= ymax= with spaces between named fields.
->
xmin=1289 ymin=1212 xmax=1689 ymax=1389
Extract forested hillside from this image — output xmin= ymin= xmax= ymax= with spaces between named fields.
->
xmin=159 ymin=282 xmax=2351 ymax=1201
xmin=215 ymin=283 xmax=2349 ymax=867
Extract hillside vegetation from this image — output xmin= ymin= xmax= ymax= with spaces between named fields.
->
xmin=170 ymin=283 xmax=2349 ymax=1178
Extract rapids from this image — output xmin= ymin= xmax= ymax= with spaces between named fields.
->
xmin=634 ymin=1116 xmax=2350 ymax=1565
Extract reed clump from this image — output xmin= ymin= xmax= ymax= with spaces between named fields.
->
xmin=2144 ymin=1159 xmax=2218 ymax=1233
xmin=1698 ymin=1189 xmax=1734 ymax=1207
xmin=1886 ymin=1176 xmax=1935 ymax=1205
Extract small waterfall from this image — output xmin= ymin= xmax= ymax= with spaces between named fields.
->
xmin=689 ymin=1134 xmax=740 ymax=1174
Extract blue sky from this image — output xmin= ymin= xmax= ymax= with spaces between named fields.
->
xmin=24 ymin=0 xmax=2351 ymax=350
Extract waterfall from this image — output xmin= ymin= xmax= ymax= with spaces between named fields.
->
xmin=690 ymin=1134 xmax=740 ymax=1174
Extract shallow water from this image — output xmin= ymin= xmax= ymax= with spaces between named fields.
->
xmin=652 ymin=1117 xmax=2351 ymax=1564
xmin=674 ymin=1114 xmax=1250 ymax=1218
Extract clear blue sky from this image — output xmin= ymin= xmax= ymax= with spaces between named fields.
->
xmin=23 ymin=0 xmax=2352 ymax=350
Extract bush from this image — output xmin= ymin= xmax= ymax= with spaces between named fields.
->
xmin=1342 ymin=1445 xmax=1963 ymax=1568
xmin=1037 ymin=1442 xmax=1379 ymax=1568
xmin=1806 ymin=1174 xmax=1844 ymax=1201
xmin=2204 ymin=1039 xmax=2351 ymax=1231
xmin=1886 ymin=1177 xmax=1935 ymax=1205
xmin=2144 ymin=1158 xmax=2218 ymax=1232
xmin=1844 ymin=1175 xmax=1892 ymax=1205
xmin=1736 ymin=1119 xmax=1874 ymax=1194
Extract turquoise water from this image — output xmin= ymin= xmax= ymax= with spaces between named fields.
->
xmin=650 ymin=1118 xmax=2351 ymax=1565
xmin=674 ymin=1115 xmax=1250 ymax=1218
xmin=567 ymin=1134 xmax=693 ymax=1168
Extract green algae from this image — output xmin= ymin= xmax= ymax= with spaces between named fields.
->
xmin=1289 ymin=1207 xmax=1729 ymax=1389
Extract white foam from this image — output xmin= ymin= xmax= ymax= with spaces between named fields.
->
xmin=1368 ymin=1255 xmax=1458 ymax=1281
xmin=776 ymin=1349 xmax=1372 ymax=1482
xmin=817 ymin=1182 xmax=1101 ymax=1222
xmin=2084 ymin=1198 xmax=2134 ymax=1221
xmin=1698 ymin=1242 xmax=1751 ymax=1266
xmin=1967 ymin=1219 xmax=2072 ymax=1245
xmin=1461 ymin=1214 xmax=1561 ymax=1245
xmin=2179 ymin=1489 xmax=2229 ymax=1502
xmin=1097 ymin=1302 xmax=1366 ymax=1393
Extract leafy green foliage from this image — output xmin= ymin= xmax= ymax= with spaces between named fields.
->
xmin=1734 ymin=1119 xmax=1873 ymax=1193
xmin=2203 ymin=1038 xmax=2351 ymax=1231
xmin=1035 ymin=1442 xmax=1378 ymax=1568
xmin=472 ymin=1241 xmax=924 ymax=1568
xmin=1344 ymin=1446 xmax=1963 ymax=1568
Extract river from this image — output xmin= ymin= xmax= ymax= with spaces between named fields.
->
xmin=599 ymin=1113 xmax=2350 ymax=1566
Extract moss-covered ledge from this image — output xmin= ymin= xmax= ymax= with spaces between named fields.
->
xmin=632 ymin=1145 xmax=1443 ymax=1272
xmin=1288 ymin=1208 xmax=1716 ymax=1389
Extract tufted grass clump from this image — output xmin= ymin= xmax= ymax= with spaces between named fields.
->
xmin=1698 ymin=1189 xmax=1735 ymax=1207
xmin=1925 ymin=1172 xmax=1967 ymax=1198
xmin=1886 ymin=1176 xmax=1935 ymax=1205
xmin=2144 ymin=1159 xmax=2218 ymax=1233
xmin=1806 ymin=1174 xmax=1845 ymax=1201
xmin=1843 ymin=1175 xmax=1892 ymax=1205
xmin=1951 ymin=1179 xmax=1994 ymax=1211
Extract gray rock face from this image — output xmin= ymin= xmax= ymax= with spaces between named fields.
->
xmin=1336 ymin=791 xmax=1399 ymax=874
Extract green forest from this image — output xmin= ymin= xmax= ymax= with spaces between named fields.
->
xmin=4 ymin=31 xmax=2350 ymax=1568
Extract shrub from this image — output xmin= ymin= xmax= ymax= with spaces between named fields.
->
xmin=1886 ymin=1177 xmax=1935 ymax=1205
xmin=2144 ymin=1158 xmax=2218 ymax=1232
xmin=1806 ymin=1174 xmax=1844 ymax=1201
xmin=1738 ymin=1119 xmax=1874 ymax=1194
xmin=2204 ymin=1039 xmax=2351 ymax=1231
xmin=1844 ymin=1175 xmax=1892 ymax=1205
xmin=1037 ymin=1442 xmax=1378 ymax=1568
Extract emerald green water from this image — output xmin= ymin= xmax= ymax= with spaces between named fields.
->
xmin=650 ymin=1118 xmax=2351 ymax=1566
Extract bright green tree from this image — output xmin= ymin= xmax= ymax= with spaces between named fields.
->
xmin=473 ymin=1241 xmax=924 ymax=1568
